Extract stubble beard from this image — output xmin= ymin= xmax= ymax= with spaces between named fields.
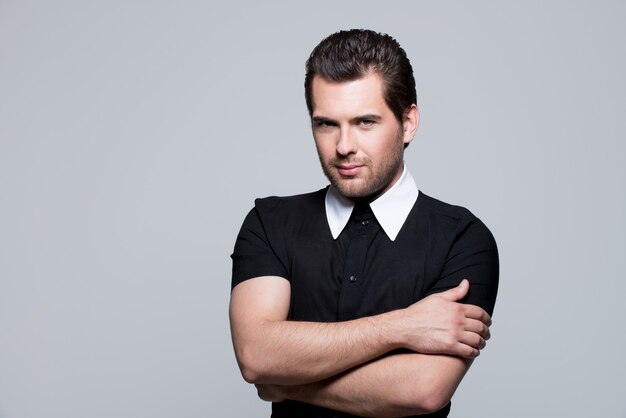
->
xmin=319 ymin=131 xmax=405 ymax=202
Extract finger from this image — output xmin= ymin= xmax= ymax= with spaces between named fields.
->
xmin=464 ymin=318 xmax=491 ymax=340
xmin=463 ymin=305 xmax=492 ymax=326
xmin=437 ymin=279 xmax=469 ymax=302
xmin=459 ymin=331 xmax=487 ymax=350
xmin=450 ymin=342 xmax=480 ymax=359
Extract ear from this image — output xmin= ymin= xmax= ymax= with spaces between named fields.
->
xmin=402 ymin=104 xmax=419 ymax=147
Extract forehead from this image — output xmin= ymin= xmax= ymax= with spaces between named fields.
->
xmin=311 ymin=72 xmax=392 ymax=118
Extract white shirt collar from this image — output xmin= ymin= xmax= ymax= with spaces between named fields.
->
xmin=325 ymin=164 xmax=419 ymax=241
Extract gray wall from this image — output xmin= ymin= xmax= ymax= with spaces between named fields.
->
xmin=1 ymin=1 xmax=624 ymax=417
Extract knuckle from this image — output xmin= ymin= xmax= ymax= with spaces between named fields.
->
xmin=478 ymin=337 xmax=486 ymax=349
xmin=473 ymin=334 xmax=481 ymax=348
xmin=445 ymin=337 xmax=456 ymax=350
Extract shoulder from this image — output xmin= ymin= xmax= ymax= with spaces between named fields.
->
xmin=253 ymin=188 xmax=327 ymax=219
xmin=417 ymin=193 xmax=499 ymax=315
xmin=416 ymin=191 xmax=496 ymax=247
xmin=254 ymin=188 xmax=327 ymax=213
xmin=416 ymin=191 xmax=478 ymax=222
xmin=248 ymin=188 xmax=328 ymax=232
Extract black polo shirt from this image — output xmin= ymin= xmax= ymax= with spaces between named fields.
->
xmin=231 ymin=188 xmax=499 ymax=418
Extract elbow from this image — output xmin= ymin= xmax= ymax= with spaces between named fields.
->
xmin=418 ymin=390 xmax=452 ymax=415
xmin=401 ymin=383 xmax=454 ymax=415
xmin=235 ymin=344 xmax=268 ymax=384
xmin=240 ymin=365 xmax=261 ymax=384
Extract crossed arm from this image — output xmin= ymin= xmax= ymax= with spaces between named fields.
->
xmin=255 ymin=352 xmax=471 ymax=417
xmin=229 ymin=276 xmax=491 ymax=416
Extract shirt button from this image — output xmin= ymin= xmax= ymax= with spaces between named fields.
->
xmin=349 ymin=275 xmax=357 ymax=282
xmin=361 ymin=220 xmax=369 ymax=226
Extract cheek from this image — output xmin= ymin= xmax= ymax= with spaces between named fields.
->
xmin=362 ymin=138 xmax=389 ymax=159
xmin=365 ymin=138 xmax=401 ymax=164
xmin=314 ymin=139 xmax=334 ymax=160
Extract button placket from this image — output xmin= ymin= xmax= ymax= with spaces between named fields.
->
xmin=337 ymin=204 xmax=376 ymax=321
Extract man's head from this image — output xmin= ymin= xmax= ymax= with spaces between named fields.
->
xmin=304 ymin=29 xmax=417 ymax=124
xmin=305 ymin=29 xmax=419 ymax=202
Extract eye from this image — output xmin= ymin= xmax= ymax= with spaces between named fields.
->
xmin=359 ymin=119 xmax=375 ymax=127
xmin=314 ymin=119 xmax=337 ymax=129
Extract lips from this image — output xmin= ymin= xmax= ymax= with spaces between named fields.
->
xmin=336 ymin=164 xmax=363 ymax=176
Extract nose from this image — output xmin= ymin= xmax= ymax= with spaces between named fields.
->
xmin=336 ymin=127 xmax=357 ymax=156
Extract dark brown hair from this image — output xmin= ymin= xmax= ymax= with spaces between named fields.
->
xmin=304 ymin=29 xmax=417 ymax=122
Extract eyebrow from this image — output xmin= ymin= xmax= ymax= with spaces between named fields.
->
xmin=351 ymin=114 xmax=382 ymax=123
xmin=311 ymin=116 xmax=336 ymax=124
xmin=311 ymin=114 xmax=383 ymax=124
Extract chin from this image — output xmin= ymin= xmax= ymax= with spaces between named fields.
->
xmin=334 ymin=180 xmax=374 ymax=200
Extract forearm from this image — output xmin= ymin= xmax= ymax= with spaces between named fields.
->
xmin=231 ymin=277 xmax=489 ymax=387
xmin=231 ymin=308 xmax=401 ymax=385
xmin=262 ymin=353 xmax=471 ymax=417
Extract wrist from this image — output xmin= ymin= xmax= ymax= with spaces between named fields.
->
xmin=370 ymin=308 xmax=406 ymax=351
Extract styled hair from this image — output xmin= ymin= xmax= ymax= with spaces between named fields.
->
xmin=304 ymin=29 xmax=417 ymax=122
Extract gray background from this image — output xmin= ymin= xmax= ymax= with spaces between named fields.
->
xmin=1 ymin=1 xmax=624 ymax=417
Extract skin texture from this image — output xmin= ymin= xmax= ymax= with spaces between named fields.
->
xmin=230 ymin=276 xmax=490 ymax=416
xmin=311 ymin=72 xmax=418 ymax=202
xmin=229 ymin=72 xmax=492 ymax=416
xmin=230 ymin=277 xmax=489 ymax=385
xmin=255 ymin=354 xmax=472 ymax=417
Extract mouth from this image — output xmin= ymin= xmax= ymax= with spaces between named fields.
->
xmin=336 ymin=164 xmax=363 ymax=176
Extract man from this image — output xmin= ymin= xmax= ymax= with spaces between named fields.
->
xmin=230 ymin=29 xmax=499 ymax=418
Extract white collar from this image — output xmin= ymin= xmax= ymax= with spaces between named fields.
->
xmin=325 ymin=164 xmax=419 ymax=241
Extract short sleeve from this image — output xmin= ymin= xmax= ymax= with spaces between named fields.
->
xmin=230 ymin=206 xmax=289 ymax=290
xmin=426 ymin=218 xmax=499 ymax=316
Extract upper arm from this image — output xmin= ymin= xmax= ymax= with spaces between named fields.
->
xmin=229 ymin=276 xmax=291 ymax=382
xmin=229 ymin=276 xmax=291 ymax=347
xmin=230 ymin=276 xmax=291 ymax=325
xmin=428 ymin=217 xmax=499 ymax=316
xmin=231 ymin=206 xmax=289 ymax=290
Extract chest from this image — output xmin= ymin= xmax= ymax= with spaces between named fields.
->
xmin=286 ymin=219 xmax=435 ymax=322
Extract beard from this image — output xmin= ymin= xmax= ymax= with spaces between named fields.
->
xmin=318 ymin=129 xmax=405 ymax=202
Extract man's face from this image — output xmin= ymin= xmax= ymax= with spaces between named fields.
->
xmin=311 ymin=72 xmax=417 ymax=201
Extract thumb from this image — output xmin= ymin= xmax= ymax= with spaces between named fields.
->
xmin=438 ymin=279 xmax=469 ymax=301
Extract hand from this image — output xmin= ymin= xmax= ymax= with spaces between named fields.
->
xmin=397 ymin=279 xmax=491 ymax=358
xmin=256 ymin=383 xmax=288 ymax=403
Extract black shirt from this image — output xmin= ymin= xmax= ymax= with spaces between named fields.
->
xmin=231 ymin=188 xmax=499 ymax=417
